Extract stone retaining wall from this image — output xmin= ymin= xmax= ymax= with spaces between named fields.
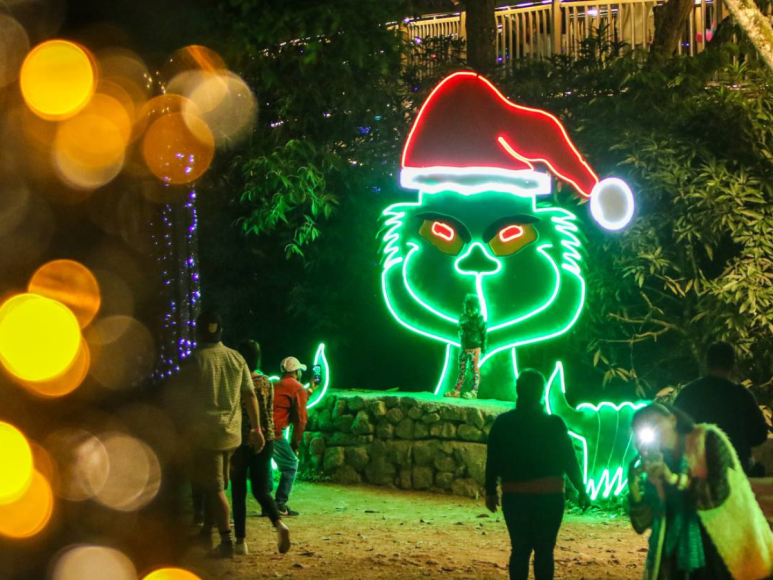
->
xmin=299 ymin=390 xmax=512 ymax=497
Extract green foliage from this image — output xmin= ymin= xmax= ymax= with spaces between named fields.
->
xmin=497 ymin=34 xmax=773 ymax=400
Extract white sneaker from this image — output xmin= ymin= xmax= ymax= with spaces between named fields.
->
xmin=276 ymin=522 xmax=291 ymax=554
xmin=235 ymin=541 xmax=249 ymax=555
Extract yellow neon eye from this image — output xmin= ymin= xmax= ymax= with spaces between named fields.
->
xmin=489 ymin=223 xmax=538 ymax=256
xmin=419 ymin=220 xmax=464 ymax=255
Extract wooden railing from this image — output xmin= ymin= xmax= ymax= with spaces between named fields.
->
xmin=400 ymin=0 xmax=725 ymax=67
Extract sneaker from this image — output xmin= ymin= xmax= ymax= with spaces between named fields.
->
xmin=235 ymin=541 xmax=249 ymax=556
xmin=444 ymin=390 xmax=460 ymax=398
xmin=462 ymin=391 xmax=478 ymax=400
xmin=276 ymin=522 xmax=291 ymax=554
xmin=277 ymin=504 xmax=299 ymax=517
xmin=208 ymin=542 xmax=235 ymax=559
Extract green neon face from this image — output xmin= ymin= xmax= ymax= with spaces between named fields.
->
xmin=381 ymin=190 xmax=585 ymax=358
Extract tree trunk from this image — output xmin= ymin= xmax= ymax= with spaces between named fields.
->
xmin=722 ymin=0 xmax=773 ymax=72
xmin=465 ymin=0 xmax=497 ymax=72
xmin=650 ymin=0 xmax=694 ymax=57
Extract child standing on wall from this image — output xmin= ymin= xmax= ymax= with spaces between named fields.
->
xmin=446 ymin=294 xmax=487 ymax=400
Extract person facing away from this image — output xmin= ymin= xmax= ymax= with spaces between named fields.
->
xmin=628 ymin=403 xmax=773 ymax=579
xmin=485 ymin=369 xmax=591 ymax=580
xmin=231 ymin=340 xmax=290 ymax=556
xmin=271 ymin=356 xmax=318 ymax=517
xmin=181 ymin=311 xmax=264 ymax=559
xmin=445 ymin=293 xmax=487 ymax=400
xmin=674 ymin=341 xmax=768 ymax=474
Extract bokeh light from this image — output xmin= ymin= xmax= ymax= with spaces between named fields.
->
xmin=53 ymin=93 xmax=131 ymax=191
xmin=0 ymin=293 xmax=81 ymax=382
xmin=17 ymin=338 xmax=90 ymax=398
xmin=29 ymin=260 xmax=101 ymax=328
xmin=94 ymin=433 xmax=161 ymax=512
xmin=182 ymin=72 xmax=257 ymax=146
xmin=0 ymin=422 xmax=33 ymax=504
xmin=45 ymin=429 xmax=109 ymax=502
xmin=143 ymin=568 xmax=201 ymax=580
xmin=142 ymin=112 xmax=214 ymax=184
xmin=98 ymin=48 xmax=150 ymax=114
xmin=87 ymin=315 xmax=155 ymax=389
xmin=51 ymin=545 xmax=137 ymax=580
xmin=0 ymin=469 xmax=54 ymax=538
xmin=0 ymin=14 xmax=30 ymax=88
xmin=133 ymin=94 xmax=201 ymax=142
xmin=163 ymin=45 xmax=226 ymax=82
xmin=20 ymin=40 xmax=96 ymax=120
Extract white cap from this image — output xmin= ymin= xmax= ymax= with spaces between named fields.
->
xmin=280 ymin=356 xmax=307 ymax=373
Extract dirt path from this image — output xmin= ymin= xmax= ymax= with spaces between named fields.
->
xmin=183 ymin=482 xmax=647 ymax=579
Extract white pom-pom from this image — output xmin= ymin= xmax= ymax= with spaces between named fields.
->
xmin=590 ymin=178 xmax=634 ymax=231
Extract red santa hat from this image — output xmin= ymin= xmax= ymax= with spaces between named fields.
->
xmin=401 ymin=71 xmax=634 ymax=230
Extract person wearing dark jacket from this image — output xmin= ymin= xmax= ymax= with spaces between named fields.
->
xmin=485 ymin=369 xmax=590 ymax=580
xmin=446 ymin=294 xmax=487 ymax=400
xmin=675 ymin=341 xmax=768 ymax=474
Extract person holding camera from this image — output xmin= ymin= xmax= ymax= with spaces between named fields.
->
xmin=271 ymin=356 xmax=319 ymax=517
xmin=485 ymin=369 xmax=591 ymax=580
xmin=629 ymin=403 xmax=773 ymax=579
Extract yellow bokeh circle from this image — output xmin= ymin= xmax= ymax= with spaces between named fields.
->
xmin=20 ymin=40 xmax=96 ymax=121
xmin=0 ymin=422 xmax=33 ymax=504
xmin=0 ymin=469 xmax=54 ymax=538
xmin=0 ymin=294 xmax=81 ymax=382
xmin=143 ymin=568 xmax=202 ymax=580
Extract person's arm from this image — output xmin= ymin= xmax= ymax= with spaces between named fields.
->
xmin=555 ymin=416 xmax=590 ymax=510
xmin=742 ymin=388 xmax=769 ymax=448
xmin=240 ymin=363 xmax=264 ymax=452
xmin=485 ymin=419 xmax=503 ymax=512
xmin=289 ymin=387 xmax=308 ymax=452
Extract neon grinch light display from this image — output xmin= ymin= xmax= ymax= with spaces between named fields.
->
xmin=380 ymin=71 xmax=640 ymax=499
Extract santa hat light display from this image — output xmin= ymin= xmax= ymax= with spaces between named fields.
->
xmin=401 ymin=72 xmax=634 ymax=231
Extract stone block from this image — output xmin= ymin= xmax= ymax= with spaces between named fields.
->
xmin=421 ymin=412 xmax=441 ymax=424
xmin=435 ymin=471 xmax=454 ymax=490
xmin=332 ymin=398 xmax=348 ymax=419
xmin=307 ymin=412 xmax=318 ymax=431
xmin=386 ymin=440 xmax=412 ymax=467
xmin=399 ymin=397 xmax=418 ymax=409
xmin=440 ymin=405 xmax=466 ymax=422
xmin=383 ymin=396 xmax=400 ymax=408
xmin=395 ymin=418 xmax=415 ymax=440
xmin=317 ymin=409 xmax=334 ymax=432
xmin=351 ymin=411 xmax=375 ymax=435
xmin=451 ymin=478 xmax=481 ymax=498
xmin=412 ymin=440 xmax=439 ymax=467
xmin=323 ymin=447 xmax=345 ymax=472
xmin=309 ymin=436 xmax=326 ymax=456
xmin=482 ymin=421 xmax=494 ymax=437
xmin=376 ymin=419 xmax=394 ymax=440
xmin=365 ymin=457 xmax=396 ymax=486
xmin=397 ymin=468 xmax=412 ymax=489
xmin=367 ymin=400 xmax=388 ymax=418
xmin=457 ymin=424 xmax=484 ymax=442
xmin=386 ymin=407 xmax=405 ymax=425
xmin=465 ymin=407 xmax=486 ymax=429
xmin=411 ymin=466 xmax=434 ymax=490
xmin=434 ymin=454 xmax=457 ymax=473
xmin=407 ymin=407 xmax=423 ymax=420
xmin=414 ymin=421 xmax=429 ymax=439
xmin=345 ymin=446 xmax=370 ymax=471
xmin=328 ymin=432 xmax=369 ymax=446
xmin=333 ymin=414 xmax=355 ymax=433
xmin=348 ymin=396 xmax=366 ymax=411
xmin=369 ymin=438 xmax=388 ymax=459
xmin=333 ymin=465 xmax=361 ymax=484
xmin=452 ymin=442 xmax=487 ymax=486
xmin=430 ymin=421 xmax=457 ymax=439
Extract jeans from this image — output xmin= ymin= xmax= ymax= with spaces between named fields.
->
xmin=272 ymin=437 xmax=298 ymax=506
xmin=231 ymin=441 xmax=281 ymax=537
xmin=501 ymin=493 xmax=565 ymax=580
xmin=454 ymin=348 xmax=481 ymax=392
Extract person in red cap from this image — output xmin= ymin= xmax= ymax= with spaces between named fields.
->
xmin=271 ymin=356 xmax=319 ymax=516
